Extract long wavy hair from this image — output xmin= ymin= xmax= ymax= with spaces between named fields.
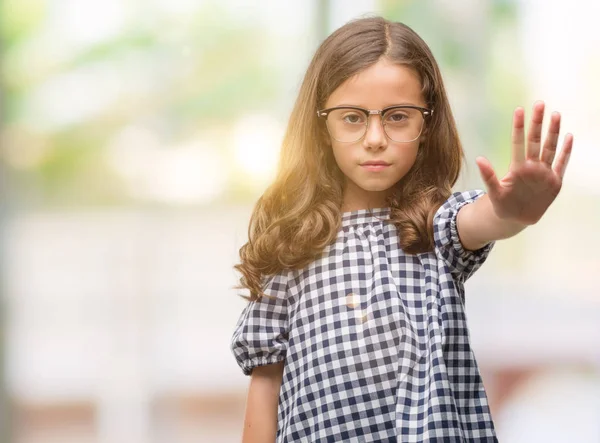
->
xmin=235 ymin=16 xmax=463 ymax=301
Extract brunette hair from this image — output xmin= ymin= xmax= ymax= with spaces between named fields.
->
xmin=235 ymin=16 xmax=463 ymax=300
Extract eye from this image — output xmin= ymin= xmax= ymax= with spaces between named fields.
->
xmin=385 ymin=110 xmax=409 ymax=124
xmin=341 ymin=112 xmax=366 ymax=124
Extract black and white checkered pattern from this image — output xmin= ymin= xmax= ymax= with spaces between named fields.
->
xmin=231 ymin=190 xmax=498 ymax=442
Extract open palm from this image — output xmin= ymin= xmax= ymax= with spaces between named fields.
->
xmin=476 ymin=101 xmax=573 ymax=225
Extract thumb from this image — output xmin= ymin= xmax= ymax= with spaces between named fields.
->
xmin=475 ymin=156 xmax=501 ymax=197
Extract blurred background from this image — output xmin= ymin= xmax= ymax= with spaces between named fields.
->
xmin=0 ymin=0 xmax=599 ymax=442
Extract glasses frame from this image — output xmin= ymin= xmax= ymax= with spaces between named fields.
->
xmin=316 ymin=105 xmax=434 ymax=143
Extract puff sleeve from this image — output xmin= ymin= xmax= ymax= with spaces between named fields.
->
xmin=230 ymin=272 xmax=289 ymax=376
xmin=433 ymin=190 xmax=495 ymax=282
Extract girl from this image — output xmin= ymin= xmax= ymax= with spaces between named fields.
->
xmin=230 ymin=16 xmax=572 ymax=443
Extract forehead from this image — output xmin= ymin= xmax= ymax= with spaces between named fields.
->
xmin=325 ymin=58 xmax=425 ymax=108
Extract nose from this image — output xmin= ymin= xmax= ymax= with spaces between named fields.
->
xmin=362 ymin=115 xmax=387 ymax=151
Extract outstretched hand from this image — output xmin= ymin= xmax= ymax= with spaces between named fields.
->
xmin=476 ymin=101 xmax=573 ymax=225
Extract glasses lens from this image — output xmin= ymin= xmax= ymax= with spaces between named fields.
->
xmin=382 ymin=108 xmax=425 ymax=142
xmin=326 ymin=108 xmax=367 ymax=142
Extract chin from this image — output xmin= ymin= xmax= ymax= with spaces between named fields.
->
xmin=357 ymin=181 xmax=396 ymax=192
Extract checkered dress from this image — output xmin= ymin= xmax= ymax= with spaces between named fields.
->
xmin=231 ymin=190 xmax=498 ymax=442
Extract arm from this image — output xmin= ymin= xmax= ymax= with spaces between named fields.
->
xmin=458 ymin=101 xmax=573 ymax=251
xmin=242 ymin=361 xmax=284 ymax=443
xmin=456 ymin=193 xmax=526 ymax=251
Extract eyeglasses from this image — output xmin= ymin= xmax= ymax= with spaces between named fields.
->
xmin=317 ymin=105 xmax=433 ymax=143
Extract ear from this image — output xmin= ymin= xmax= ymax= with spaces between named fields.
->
xmin=317 ymin=122 xmax=331 ymax=146
xmin=419 ymin=125 xmax=429 ymax=144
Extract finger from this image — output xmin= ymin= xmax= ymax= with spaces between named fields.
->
xmin=541 ymin=111 xmax=561 ymax=166
xmin=526 ymin=100 xmax=545 ymax=160
xmin=476 ymin=156 xmax=502 ymax=197
xmin=511 ymin=107 xmax=525 ymax=165
xmin=553 ymin=133 xmax=573 ymax=179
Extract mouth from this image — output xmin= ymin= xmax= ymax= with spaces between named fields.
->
xmin=361 ymin=161 xmax=390 ymax=171
xmin=361 ymin=161 xmax=390 ymax=166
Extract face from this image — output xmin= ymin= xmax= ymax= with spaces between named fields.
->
xmin=324 ymin=58 xmax=426 ymax=211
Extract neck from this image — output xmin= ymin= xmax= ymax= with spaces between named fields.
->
xmin=341 ymin=182 xmax=389 ymax=212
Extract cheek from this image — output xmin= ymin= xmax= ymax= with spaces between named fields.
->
xmin=330 ymin=143 xmax=353 ymax=169
xmin=402 ymin=144 xmax=420 ymax=167
xmin=390 ymin=142 xmax=420 ymax=169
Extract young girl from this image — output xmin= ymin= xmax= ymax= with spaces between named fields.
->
xmin=230 ymin=16 xmax=572 ymax=442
